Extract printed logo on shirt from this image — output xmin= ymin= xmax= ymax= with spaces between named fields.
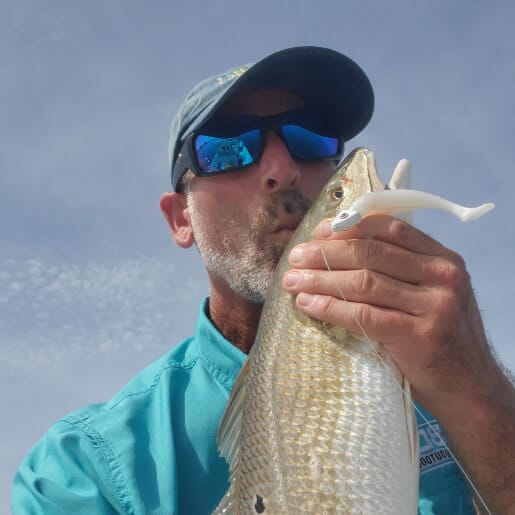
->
xmin=418 ymin=416 xmax=454 ymax=475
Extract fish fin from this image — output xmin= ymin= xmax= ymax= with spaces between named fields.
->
xmin=217 ymin=357 xmax=249 ymax=466
xmin=212 ymin=488 xmax=237 ymax=515
xmin=403 ymin=376 xmax=419 ymax=464
xmin=214 ymin=357 xmax=251 ymax=514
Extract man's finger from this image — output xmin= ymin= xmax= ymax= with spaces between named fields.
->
xmin=284 ymin=268 xmax=429 ymax=315
xmin=294 ymin=292 xmax=418 ymax=349
xmin=288 ymin=238 xmax=458 ymax=286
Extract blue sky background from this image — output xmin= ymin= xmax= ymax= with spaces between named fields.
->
xmin=2 ymin=0 xmax=514 ymax=505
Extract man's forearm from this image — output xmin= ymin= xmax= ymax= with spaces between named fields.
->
xmin=437 ymin=372 xmax=515 ymax=514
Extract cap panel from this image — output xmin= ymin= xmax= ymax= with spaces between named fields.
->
xmin=168 ymin=65 xmax=252 ymax=171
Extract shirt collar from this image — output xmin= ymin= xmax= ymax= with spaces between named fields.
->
xmin=195 ymin=298 xmax=247 ymax=390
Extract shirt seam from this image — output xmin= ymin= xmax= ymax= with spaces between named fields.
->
xmin=55 ymin=357 xmax=199 ymax=514
xmin=58 ymin=417 xmax=135 ymax=515
xmin=106 ymin=358 xmax=198 ymax=411
xmin=197 ymin=349 xmax=237 ymax=391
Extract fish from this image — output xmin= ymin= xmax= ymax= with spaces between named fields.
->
xmin=213 ymin=147 xmax=420 ymax=514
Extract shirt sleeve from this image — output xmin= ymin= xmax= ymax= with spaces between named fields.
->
xmin=11 ymin=418 xmax=133 ymax=515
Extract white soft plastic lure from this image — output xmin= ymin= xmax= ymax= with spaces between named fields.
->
xmin=331 ymin=158 xmax=495 ymax=231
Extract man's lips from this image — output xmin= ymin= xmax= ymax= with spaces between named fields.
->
xmin=270 ymin=218 xmax=302 ymax=238
xmin=264 ymin=190 xmax=311 ymax=237
xmin=273 ymin=228 xmax=295 ymax=238
xmin=273 ymin=217 xmax=302 ymax=232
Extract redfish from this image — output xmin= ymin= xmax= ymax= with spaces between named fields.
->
xmin=214 ymin=148 xmax=420 ymax=514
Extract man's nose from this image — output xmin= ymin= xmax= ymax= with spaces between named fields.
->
xmin=258 ymin=131 xmax=300 ymax=193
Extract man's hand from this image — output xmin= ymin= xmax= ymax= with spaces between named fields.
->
xmin=283 ymin=214 xmax=499 ymax=409
xmin=282 ymin=214 xmax=515 ymax=513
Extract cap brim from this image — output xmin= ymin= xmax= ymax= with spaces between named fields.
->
xmin=188 ymin=46 xmax=374 ymax=142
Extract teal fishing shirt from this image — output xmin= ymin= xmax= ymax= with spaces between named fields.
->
xmin=12 ymin=299 xmax=475 ymax=514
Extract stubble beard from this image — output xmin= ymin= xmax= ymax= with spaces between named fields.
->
xmin=187 ymin=191 xmax=310 ymax=304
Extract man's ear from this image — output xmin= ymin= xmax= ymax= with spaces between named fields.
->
xmin=160 ymin=192 xmax=194 ymax=248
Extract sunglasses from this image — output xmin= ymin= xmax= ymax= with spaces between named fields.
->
xmin=173 ymin=109 xmax=344 ymax=181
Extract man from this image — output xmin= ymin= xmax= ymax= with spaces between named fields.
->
xmin=12 ymin=47 xmax=515 ymax=514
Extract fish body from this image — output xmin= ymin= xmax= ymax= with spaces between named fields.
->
xmin=214 ymin=148 xmax=419 ymax=514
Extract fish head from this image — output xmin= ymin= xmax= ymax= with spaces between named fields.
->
xmin=271 ymin=147 xmax=386 ymax=344
xmin=287 ymin=147 xmax=385 ymax=248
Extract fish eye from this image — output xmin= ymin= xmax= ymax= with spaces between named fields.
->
xmin=331 ymin=188 xmax=344 ymax=200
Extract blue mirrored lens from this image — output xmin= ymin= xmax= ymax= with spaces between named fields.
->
xmin=195 ymin=130 xmax=260 ymax=172
xmin=282 ymin=125 xmax=339 ymax=159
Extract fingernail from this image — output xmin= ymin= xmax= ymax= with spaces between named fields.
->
xmin=297 ymin=292 xmax=315 ymax=307
xmin=284 ymin=270 xmax=300 ymax=288
xmin=319 ymin=220 xmax=333 ymax=238
xmin=289 ymin=246 xmax=304 ymax=265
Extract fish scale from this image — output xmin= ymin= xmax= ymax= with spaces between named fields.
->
xmin=214 ymin=148 xmax=419 ymax=514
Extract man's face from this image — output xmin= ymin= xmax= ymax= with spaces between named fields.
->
xmin=186 ymin=89 xmax=336 ymax=303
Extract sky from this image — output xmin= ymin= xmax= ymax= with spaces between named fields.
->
xmin=2 ymin=0 xmax=514 ymax=507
